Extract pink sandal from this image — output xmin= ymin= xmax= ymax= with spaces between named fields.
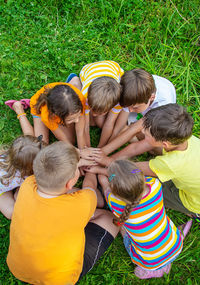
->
xmin=20 ymin=99 xmax=30 ymax=108
xmin=5 ymin=99 xmax=30 ymax=110
xmin=134 ymin=263 xmax=171 ymax=279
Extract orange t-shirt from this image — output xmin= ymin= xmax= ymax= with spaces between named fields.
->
xmin=7 ymin=176 xmax=97 ymax=285
xmin=30 ymin=83 xmax=86 ymax=131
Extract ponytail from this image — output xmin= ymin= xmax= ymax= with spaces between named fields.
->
xmin=113 ymin=199 xmax=141 ymax=227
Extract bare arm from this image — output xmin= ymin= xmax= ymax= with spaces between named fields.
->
xmin=98 ymin=112 xmax=119 ymax=148
xmin=52 ymin=124 xmax=75 ymax=144
xmin=75 ymin=114 xmax=87 ymax=149
xmin=110 ymin=139 xmax=153 ymax=160
xmin=85 ymin=114 xmax=91 ymax=147
xmin=102 ymin=119 xmax=143 ymax=155
xmin=82 ymin=172 xmax=97 ymax=190
xmin=135 ymin=161 xmax=157 ymax=177
xmin=108 ymin=110 xmax=129 ymax=142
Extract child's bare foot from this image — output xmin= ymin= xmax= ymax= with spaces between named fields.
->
xmin=12 ymin=101 xmax=25 ymax=115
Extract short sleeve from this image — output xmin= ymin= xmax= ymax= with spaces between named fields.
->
xmin=111 ymin=103 xmax=123 ymax=114
xmin=149 ymin=157 xmax=175 ymax=182
xmin=78 ymin=188 xmax=97 ymax=222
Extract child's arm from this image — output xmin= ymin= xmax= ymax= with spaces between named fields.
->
xmin=84 ymin=114 xmax=91 ymax=147
xmin=97 ymin=112 xmax=119 ymax=148
xmin=102 ymin=119 xmax=143 ymax=155
xmin=82 ymin=172 xmax=97 ymax=190
xmin=98 ymin=174 xmax=111 ymax=199
xmin=110 ymin=139 xmax=153 ymax=160
xmin=135 ymin=161 xmax=157 ymax=177
xmin=52 ymin=125 xmax=74 ymax=143
xmin=107 ymin=110 xmax=129 ymax=142
xmin=75 ymin=114 xmax=87 ymax=149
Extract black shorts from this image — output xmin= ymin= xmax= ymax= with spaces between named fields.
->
xmin=78 ymin=222 xmax=114 ymax=282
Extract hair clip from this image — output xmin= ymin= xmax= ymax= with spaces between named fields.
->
xmin=108 ymin=174 xmax=116 ymax=182
xmin=116 ymin=221 xmax=124 ymax=226
xmin=131 ymin=169 xmax=141 ymax=174
xmin=37 ymin=135 xmax=43 ymax=149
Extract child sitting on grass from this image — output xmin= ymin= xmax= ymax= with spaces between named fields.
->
xmin=96 ymin=104 xmax=200 ymax=222
xmin=135 ymin=103 xmax=200 ymax=222
xmin=100 ymin=68 xmax=176 ymax=157
xmin=5 ymin=79 xmax=88 ymax=148
xmin=92 ymin=160 xmax=192 ymax=279
xmin=72 ymin=60 xmax=124 ymax=147
xmin=0 ymin=135 xmax=45 ymax=219
xmin=7 ymin=141 xmax=119 ymax=285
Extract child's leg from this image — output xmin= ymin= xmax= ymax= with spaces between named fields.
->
xmin=162 ymin=181 xmax=196 ymax=216
xmin=12 ymin=102 xmax=34 ymax=136
xmin=0 ymin=192 xmax=15 ymax=219
xmin=78 ymin=209 xmax=119 ymax=280
xmin=90 ymin=208 xmax=119 ymax=237
xmin=33 ymin=117 xmax=49 ymax=144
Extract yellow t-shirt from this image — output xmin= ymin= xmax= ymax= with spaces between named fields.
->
xmin=30 ymin=82 xmax=86 ymax=131
xmin=149 ymin=136 xmax=200 ymax=213
xmin=79 ymin=60 xmax=124 ymax=114
xmin=7 ymin=176 xmax=97 ymax=285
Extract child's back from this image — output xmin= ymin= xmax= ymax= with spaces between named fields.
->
xmin=7 ymin=142 xmax=97 ymax=285
xmin=107 ymin=176 xmax=183 ymax=270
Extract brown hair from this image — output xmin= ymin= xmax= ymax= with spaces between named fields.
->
xmin=120 ymin=69 xmax=156 ymax=107
xmin=0 ymin=135 xmax=46 ymax=185
xmin=108 ymin=160 xmax=145 ymax=226
xmin=88 ymin=76 xmax=121 ymax=114
xmin=33 ymin=141 xmax=79 ymax=191
xmin=34 ymin=84 xmax=83 ymax=124
xmin=143 ymin=103 xmax=194 ymax=145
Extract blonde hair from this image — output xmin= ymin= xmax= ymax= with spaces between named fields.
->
xmin=0 ymin=135 xmax=45 ymax=186
xmin=88 ymin=76 xmax=121 ymax=114
xmin=120 ymin=69 xmax=156 ymax=107
xmin=33 ymin=141 xmax=79 ymax=191
xmin=108 ymin=160 xmax=145 ymax=226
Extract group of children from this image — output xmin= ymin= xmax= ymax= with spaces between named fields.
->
xmin=1 ymin=60 xmax=199 ymax=284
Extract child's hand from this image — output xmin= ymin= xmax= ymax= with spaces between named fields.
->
xmin=93 ymin=150 xmax=113 ymax=167
xmin=80 ymin=147 xmax=101 ymax=160
xmin=84 ymin=165 xmax=108 ymax=176
xmin=78 ymin=158 xmax=97 ymax=168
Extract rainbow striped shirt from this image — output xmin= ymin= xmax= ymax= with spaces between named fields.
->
xmin=79 ymin=61 xmax=124 ymax=114
xmin=107 ymin=177 xmax=183 ymax=270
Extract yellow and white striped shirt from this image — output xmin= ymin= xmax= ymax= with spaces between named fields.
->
xmin=79 ymin=60 xmax=124 ymax=114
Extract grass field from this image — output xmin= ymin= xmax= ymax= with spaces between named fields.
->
xmin=0 ymin=0 xmax=200 ymax=284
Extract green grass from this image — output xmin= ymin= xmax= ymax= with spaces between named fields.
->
xmin=0 ymin=0 xmax=200 ymax=284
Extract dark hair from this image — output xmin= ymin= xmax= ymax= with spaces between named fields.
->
xmin=34 ymin=84 xmax=83 ymax=124
xmin=108 ymin=160 xmax=145 ymax=226
xmin=143 ymin=103 xmax=194 ymax=145
xmin=0 ymin=135 xmax=46 ymax=185
xmin=33 ymin=141 xmax=79 ymax=191
xmin=88 ymin=76 xmax=121 ymax=114
xmin=120 ymin=69 xmax=156 ymax=107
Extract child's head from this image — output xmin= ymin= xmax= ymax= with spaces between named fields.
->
xmin=0 ymin=135 xmax=45 ymax=185
xmin=88 ymin=76 xmax=121 ymax=115
xmin=120 ymin=69 xmax=156 ymax=113
xmin=143 ymin=103 xmax=194 ymax=147
xmin=35 ymin=84 xmax=83 ymax=125
xmin=108 ymin=160 xmax=145 ymax=226
xmin=33 ymin=141 xmax=80 ymax=194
